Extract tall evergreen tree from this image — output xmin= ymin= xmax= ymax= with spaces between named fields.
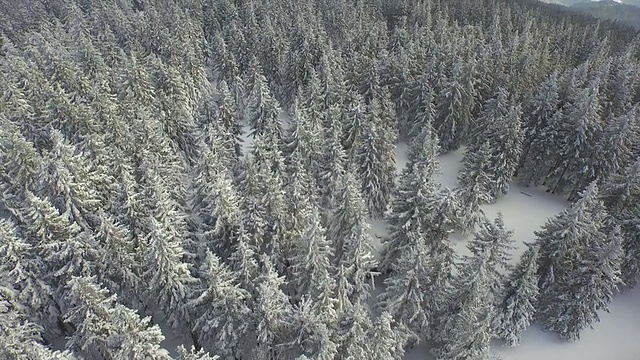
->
xmin=536 ymin=182 xmax=623 ymax=340
xmin=65 ymin=276 xmax=172 ymax=359
xmin=494 ymin=243 xmax=539 ymax=347
xmin=356 ymin=94 xmax=397 ymax=218
xmin=188 ymin=252 xmax=251 ymax=359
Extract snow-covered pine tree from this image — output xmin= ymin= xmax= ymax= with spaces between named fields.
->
xmin=293 ymin=297 xmax=339 ymax=360
xmin=468 ymin=88 xmax=524 ymax=198
xmin=600 ymin=158 xmax=640 ymax=286
xmin=176 ymin=346 xmax=220 ymax=360
xmin=217 ymin=79 xmax=244 ymax=155
xmin=334 ymin=301 xmax=372 ymax=360
xmin=241 ymin=132 xmax=290 ymax=272
xmin=283 ymin=98 xmax=324 ymax=178
xmin=92 ymin=210 xmax=140 ymax=304
xmin=245 ymin=64 xmax=283 ymax=140
xmin=188 ymin=251 xmax=251 ymax=359
xmin=536 ymin=182 xmax=623 ymax=340
xmin=470 ymin=214 xmax=515 ymax=301
xmin=206 ymin=169 xmax=244 ymax=262
xmin=19 ymin=190 xmax=95 ymax=336
xmin=141 ymin=165 xmax=198 ymax=337
xmin=318 ymin=103 xmax=348 ymax=211
xmin=289 ymin=204 xmax=337 ymax=321
xmin=254 ymin=255 xmax=296 ymax=359
xmin=493 ymin=243 xmax=540 ymax=347
xmin=536 ymin=182 xmax=606 ymax=293
xmin=456 ymin=142 xmax=493 ymax=233
xmin=547 ymin=82 xmax=603 ymax=199
xmin=379 ymin=123 xmax=439 ymax=273
xmin=377 ymin=228 xmax=431 ymax=339
xmin=228 ymin=227 xmax=260 ymax=296
xmin=356 ymin=93 xmax=397 ymax=218
xmin=433 ymin=60 xmax=473 ymax=152
xmin=432 ymin=250 xmax=495 ymax=360
xmin=0 ymin=217 xmax=77 ymax=359
xmin=65 ymin=276 xmax=172 ymax=360
xmin=518 ymin=72 xmax=560 ymax=179
xmin=0 ymin=288 xmax=76 ymax=360
xmin=539 ymin=224 xmax=623 ymax=340
xmin=368 ymin=312 xmax=412 ymax=360
xmin=328 ymin=171 xmax=378 ymax=304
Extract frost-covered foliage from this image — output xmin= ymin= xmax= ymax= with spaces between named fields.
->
xmin=0 ymin=0 xmax=638 ymax=357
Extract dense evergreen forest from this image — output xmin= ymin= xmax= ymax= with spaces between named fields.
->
xmin=1 ymin=0 xmax=639 ymax=359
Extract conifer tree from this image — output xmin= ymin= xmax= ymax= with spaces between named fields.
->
xmin=456 ymin=142 xmax=493 ymax=233
xmin=432 ymin=251 xmax=495 ymax=360
xmin=379 ymin=124 xmax=439 ymax=273
xmin=293 ymin=297 xmax=339 ymax=360
xmin=368 ymin=312 xmax=412 ymax=360
xmin=176 ymin=346 xmax=220 ymax=360
xmin=356 ymin=94 xmax=397 ymax=218
xmin=434 ymin=60 xmax=473 ymax=152
xmin=600 ymin=158 xmax=640 ymax=286
xmin=189 ymin=252 xmax=251 ymax=359
xmin=246 ymin=66 xmax=283 ymax=140
xmin=289 ymin=204 xmax=337 ymax=320
xmin=334 ymin=302 xmax=372 ymax=360
xmin=536 ymin=182 xmax=623 ymax=340
xmin=254 ymin=255 xmax=295 ymax=359
xmin=377 ymin=228 xmax=431 ymax=339
xmin=65 ymin=276 xmax=172 ymax=360
xmin=494 ymin=244 xmax=540 ymax=347
xmin=328 ymin=171 xmax=378 ymax=304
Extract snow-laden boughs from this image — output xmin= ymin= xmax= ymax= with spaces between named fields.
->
xmin=494 ymin=243 xmax=540 ymax=347
xmin=379 ymin=123 xmax=440 ymax=273
xmin=188 ymin=251 xmax=251 ymax=359
xmin=65 ymin=276 xmax=172 ymax=360
xmin=536 ymin=182 xmax=624 ymax=340
xmin=377 ymin=228 xmax=431 ymax=340
xmin=254 ymin=255 xmax=296 ymax=359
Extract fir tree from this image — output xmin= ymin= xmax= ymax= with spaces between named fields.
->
xmin=536 ymin=182 xmax=623 ymax=340
xmin=356 ymin=94 xmax=397 ymax=218
xmin=65 ymin=276 xmax=171 ymax=360
xmin=368 ymin=312 xmax=412 ymax=360
xmin=494 ymin=244 xmax=540 ymax=347
xmin=456 ymin=142 xmax=493 ymax=233
xmin=433 ymin=251 xmax=495 ymax=360
xmin=189 ymin=252 xmax=251 ymax=359
xmin=289 ymin=204 xmax=337 ymax=321
xmin=377 ymin=228 xmax=431 ymax=339
xmin=254 ymin=255 xmax=295 ymax=359
xmin=379 ymin=124 xmax=439 ymax=273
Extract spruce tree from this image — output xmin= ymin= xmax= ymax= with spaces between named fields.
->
xmin=536 ymin=182 xmax=623 ymax=340
xmin=377 ymin=228 xmax=431 ymax=339
xmin=379 ymin=124 xmax=439 ymax=273
xmin=494 ymin=243 xmax=540 ymax=347
xmin=254 ymin=255 xmax=295 ymax=359
xmin=600 ymin=158 xmax=640 ymax=285
xmin=456 ymin=142 xmax=493 ymax=233
xmin=65 ymin=276 xmax=172 ymax=360
xmin=356 ymin=94 xmax=397 ymax=218
xmin=188 ymin=252 xmax=251 ymax=359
